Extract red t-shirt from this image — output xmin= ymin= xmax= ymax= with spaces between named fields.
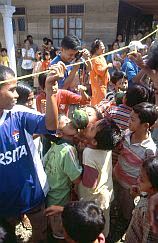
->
xmin=42 ymin=60 xmax=51 ymax=71
xmin=36 ymin=89 xmax=89 ymax=114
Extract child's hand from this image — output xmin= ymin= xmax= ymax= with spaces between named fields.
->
xmin=78 ymin=85 xmax=87 ymax=92
xmin=78 ymin=141 xmax=86 ymax=151
xmin=128 ymin=52 xmax=145 ymax=69
xmin=82 ymin=48 xmax=91 ymax=60
xmin=130 ymin=185 xmax=140 ymax=198
xmin=45 ymin=62 xmax=66 ymax=91
xmin=107 ymin=63 xmax=113 ymax=68
xmin=44 ymin=205 xmax=63 ymax=216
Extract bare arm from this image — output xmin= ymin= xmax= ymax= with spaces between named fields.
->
xmin=78 ymin=85 xmax=90 ymax=102
xmin=132 ymin=69 xmax=146 ymax=83
xmin=44 ymin=205 xmax=64 ymax=216
xmin=63 ymin=65 xmax=80 ymax=90
xmin=45 ymin=62 xmax=66 ymax=130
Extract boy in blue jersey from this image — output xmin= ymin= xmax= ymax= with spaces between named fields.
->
xmin=0 ymin=63 xmax=65 ymax=242
xmin=50 ymin=35 xmax=91 ymax=89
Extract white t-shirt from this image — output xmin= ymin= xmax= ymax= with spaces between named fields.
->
xmin=78 ymin=147 xmax=113 ymax=209
xmin=21 ymin=48 xmax=34 ymax=70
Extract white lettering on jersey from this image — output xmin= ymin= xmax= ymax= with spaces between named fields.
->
xmin=0 ymin=145 xmax=28 ymax=165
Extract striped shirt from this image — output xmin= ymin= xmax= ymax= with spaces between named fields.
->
xmin=114 ymin=130 xmax=157 ymax=189
xmin=109 ymin=104 xmax=132 ymax=131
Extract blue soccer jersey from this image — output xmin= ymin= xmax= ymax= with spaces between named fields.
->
xmin=50 ymin=54 xmax=72 ymax=89
xmin=0 ymin=109 xmax=50 ymax=217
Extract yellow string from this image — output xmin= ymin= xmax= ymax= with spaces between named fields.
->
xmin=0 ymin=27 xmax=158 ymax=85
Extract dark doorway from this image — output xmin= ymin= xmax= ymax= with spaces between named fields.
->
xmin=117 ymin=1 xmax=153 ymax=43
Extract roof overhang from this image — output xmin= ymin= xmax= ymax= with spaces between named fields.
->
xmin=122 ymin=0 xmax=158 ymax=15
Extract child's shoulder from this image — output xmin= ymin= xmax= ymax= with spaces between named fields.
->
xmin=83 ymin=147 xmax=109 ymax=156
xmin=60 ymin=141 xmax=77 ymax=154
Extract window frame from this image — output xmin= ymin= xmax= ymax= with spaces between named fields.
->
xmin=50 ymin=4 xmax=85 ymax=45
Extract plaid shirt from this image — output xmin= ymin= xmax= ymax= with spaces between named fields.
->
xmin=125 ymin=196 xmax=158 ymax=243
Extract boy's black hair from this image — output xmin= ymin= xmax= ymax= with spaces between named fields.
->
xmin=0 ymin=65 xmax=15 ymax=88
xmin=43 ymin=51 xmax=50 ymax=60
xmin=16 ymin=83 xmax=33 ymax=105
xmin=38 ymin=73 xmax=47 ymax=90
xmin=147 ymin=43 xmax=158 ymax=70
xmin=47 ymin=39 xmax=53 ymax=45
xmin=27 ymin=35 xmax=32 ymax=39
xmin=1 ymin=48 xmax=7 ymax=53
xmin=95 ymin=118 xmax=122 ymax=150
xmin=61 ymin=35 xmax=81 ymax=50
xmin=62 ymin=201 xmax=105 ymax=243
xmin=43 ymin=37 xmax=48 ymax=43
xmin=24 ymin=39 xmax=30 ymax=44
xmin=143 ymin=157 xmax=158 ymax=190
xmin=132 ymin=102 xmax=158 ymax=127
xmin=111 ymin=71 xmax=127 ymax=85
xmin=125 ymin=85 xmax=149 ymax=107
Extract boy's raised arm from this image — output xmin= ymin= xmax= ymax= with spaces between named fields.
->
xmin=45 ymin=62 xmax=66 ymax=130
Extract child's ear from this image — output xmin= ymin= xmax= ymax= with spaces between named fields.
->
xmin=144 ymin=122 xmax=150 ymax=131
xmin=91 ymin=138 xmax=97 ymax=146
xmin=55 ymin=129 xmax=63 ymax=137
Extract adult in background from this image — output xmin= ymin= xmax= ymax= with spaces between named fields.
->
xmin=116 ymin=34 xmax=125 ymax=48
xmin=21 ymin=39 xmax=35 ymax=84
xmin=106 ymin=41 xmax=122 ymax=75
xmin=47 ymin=39 xmax=55 ymax=60
xmin=90 ymin=38 xmax=112 ymax=106
xmin=122 ymin=41 xmax=147 ymax=87
xmin=27 ymin=35 xmax=39 ymax=53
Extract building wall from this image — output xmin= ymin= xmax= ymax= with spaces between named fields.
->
xmin=0 ymin=15 xmax=5 ymax=47
xmin=0 ymin=0 xmax=119 ymax=48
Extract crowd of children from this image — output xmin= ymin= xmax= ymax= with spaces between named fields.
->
xmin=1 ymin=31 xmax=158 ymax=243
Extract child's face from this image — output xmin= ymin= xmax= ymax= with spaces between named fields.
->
xmin=116 ymin=78 xmax=128 ymax=91
xmin=58 ymin=115 xmax=78 ymax=136
xmin=137 ymin=166 xmax=153 ymax=193
xmin=35 ymin=52 xmax=41 ymax=60
xmin=117 ymin=35 xmax=123 ymax=42
xmin=25 ymin=92 xmax=34 ymax=109
xmin=84 ymin=107 xmax=98 ymax=124
xmin=128 ymin=111 xmax=144 ymax=132
xmin=45 ymin=54 xmax=50 ymax=60
xmin=121 ymin=79 xmax=128 ymax=91
xmin=83 ymin=120 xmax=101 ymax=141
xmin=97 ymin=42 xmax=105 ymax=55
xmin=0 ymin=79 xmax=18 ymax=110
xmin=1 ymin=51 xmax=7 ymax=56
xmin=61 ymin=48 xmax=78 ymax=63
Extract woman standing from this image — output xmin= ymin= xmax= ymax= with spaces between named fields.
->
xmin=90 ymin=39 xmax=111 ymax=106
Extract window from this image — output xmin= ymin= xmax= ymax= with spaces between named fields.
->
xmin=50 ymin=5 xmax=66 ymax=14
xmin=18 ymin=17 xmax=25 ymax=31
xmin=13 ymin=7 xmax=26 ymax=32
xmin=12 ymin=17 xmax=25 ymax=32
xmin=13 ymin=7 xmax=26 ymax=15
xmin=12 ymin=7 xmax=26 ymax=45
xmin=68 ymin=17 xmax=83 ymax=39
xmin=50 ymin=4 xmax=84 ymax=46
xmin=51 ymin=18 xmax=65 ymax=46
xmin=67 ymin=4 xmax=84 ymax=14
